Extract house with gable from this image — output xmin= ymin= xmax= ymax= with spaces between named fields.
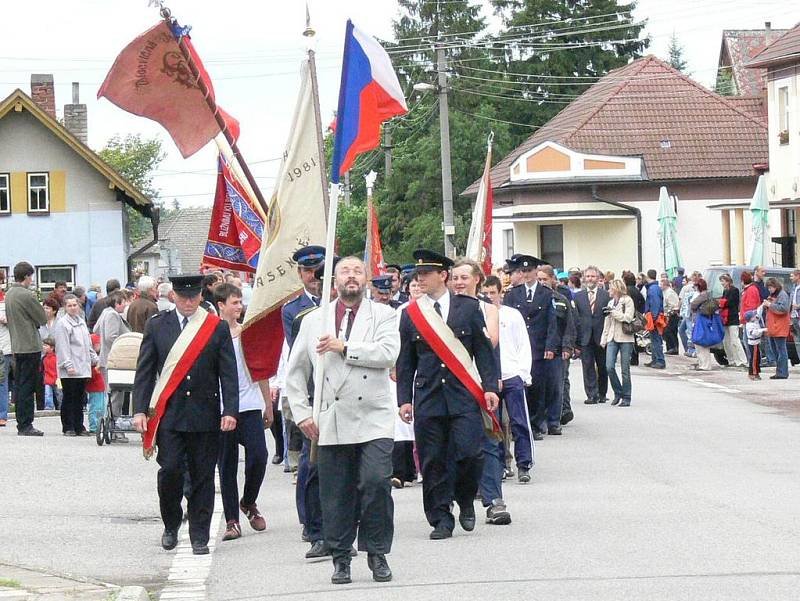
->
xmin=463 ymin=55 xmax=770 ymax=274
xmin=0 ymin=75 xmax=156 ymax=291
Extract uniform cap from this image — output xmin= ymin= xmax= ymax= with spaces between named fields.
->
xmin=412 ymin=249 xmax=454 ymax=272
xmin=292 ymin=245 xmax=327 ymax=268
xmin=169 ymin=274 xmax=203 ymax=297
xmin=371 ymin=274 xmax=394 ymax=292
xmin=313 ymin=256 xmax=340 ymax=280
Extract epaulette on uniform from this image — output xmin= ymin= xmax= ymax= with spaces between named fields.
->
xmin=294 ymin=305 xmax=319 ymax=322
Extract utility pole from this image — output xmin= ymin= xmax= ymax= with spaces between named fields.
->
xmin=436 ymin=45 xmax=455 ymax=258
xmin=383 ymin=127 xmax=393 ymax=178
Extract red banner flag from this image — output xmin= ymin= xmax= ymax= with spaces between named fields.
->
xmin=98 ymin=21 xmax=239 ymax=158
xmin=203 ymin=155 xmax=264 ymax=273
xmin=364 ymin=196 xmax=385 ymax=277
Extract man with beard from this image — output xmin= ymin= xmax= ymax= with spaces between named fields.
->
xmin=287 ymin=256 xmax=400 ymax=585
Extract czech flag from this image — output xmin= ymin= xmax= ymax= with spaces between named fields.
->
xmin=331 ymin=20 xmax=407 ymax=183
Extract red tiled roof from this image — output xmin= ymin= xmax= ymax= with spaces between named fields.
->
xmin=464 ymin=55 xmax=768 ymax=195
xmin=720 ymin=29 xmax=787 ymax=96
xmin=747 ymin=22 xmax=800 ymax=68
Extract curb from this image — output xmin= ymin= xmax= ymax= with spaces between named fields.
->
xmin=117 ymin=586 xmax=149 ymax=601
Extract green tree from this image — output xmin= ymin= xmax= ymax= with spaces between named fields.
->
xmin=98 ymin=134 xmax=165 ymax=244
xmin=714 ymin=67 xmax=736 ymax=96
xmin=667 ymin=31 xmax=688 ymax=73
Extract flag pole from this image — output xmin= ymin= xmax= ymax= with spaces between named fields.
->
xmin=304 ymin=5 xmax=336 ymax=462
xmin=157 ymin=4 xmax=270 ymax=218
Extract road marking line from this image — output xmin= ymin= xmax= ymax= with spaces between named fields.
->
xmin=160 ymin=488 xmax=223 ymax=601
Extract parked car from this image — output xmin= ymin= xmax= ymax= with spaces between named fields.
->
xmin=701 ymin=265 xmax=798 ymax=366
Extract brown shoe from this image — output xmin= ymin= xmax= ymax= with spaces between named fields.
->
xmin=222 ymin=520 xmax=241 ymax=541
xmin=240 ymin=502 xmax=266 ymax=531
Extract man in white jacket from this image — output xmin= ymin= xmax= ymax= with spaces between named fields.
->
xmin=286 ymin=256 xmax=400 ymax=586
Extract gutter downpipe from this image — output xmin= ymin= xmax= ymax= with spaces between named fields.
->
xmin=591 ymin=185 xmax=642 ymax=272
xmin=127 ymin=205 xmax=161 ymax=281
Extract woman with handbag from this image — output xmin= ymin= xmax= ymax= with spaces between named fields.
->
xmin=600 ymin=280 xmax=636 ymax=406
xmin=763 ymin=278 xmax=791 ymax=379
xmin=690 ymin=279 xmax=726 ymax=371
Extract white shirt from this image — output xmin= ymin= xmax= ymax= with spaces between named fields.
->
xmin=427 ymin=289 xmax=451 ymax=322
xmin=304 ymin=289 xmax=319 ymax=305
xmin=224 ymin=336 xmax=265 ymax=413
xmin=525 ymin=282 xmax=537 ymax=300
xmin=498 ymin=305 xmax=533 ymax=384
xmin=176 ymin=309 xmax=197 ymax=330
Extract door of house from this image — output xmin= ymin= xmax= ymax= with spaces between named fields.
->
xmin=540 ymin=224 xmax=564 ymax=269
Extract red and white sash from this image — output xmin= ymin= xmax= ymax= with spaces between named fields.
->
xmin=142 ymin=310 xmax=220 ymax=459
xmin=406 ymin=296 xmax=502 ymax=440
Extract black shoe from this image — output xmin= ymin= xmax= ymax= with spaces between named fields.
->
xmin=271 ymin=455 xmax=283 ymax=465
xmin=18 ymin=426 xmax=44 ymax=437
xmin=583 ymin=398 xmax=598 ymax=405
xmin=651 ymin=363 xmax=666 ymax=370
xmin=368 ymin=553 xmax=392 ymax=582
xmin=597 ymin=397 xmax=608 ymax=404
xmin=161 ymin=529 xmax=178 ymax=550
xmin=518 ymin=468 xmax=531 ymax=484
xmin=548 ymin=426 xmax=562 ymax=435
xmin=305 ymin=539 xmax=332 ymax=561
xmin=429 ymin=525 xmax=452 ymax=540
xmin=191 ymin=542 xmax=209 ymax=555
xmin=458 ymin=503 xmax=476 ymax=532
xmin=532 ymin=430 xmax=544 ymax=441
xmin=619 ymin=400 xmax=631 ymax=407
xmin=331 ymin=560 xmax=351 ymax=585
xmin=560 ymin=410 xmax=574 ymax=425
xmin=611 ymin=397 xmax=621 ymax=406
xmin=283 ymin=465 xmax=292 ymax=473
xmin=63 ymin=430 xmax=77 ymax=437
xmin=770 ymin=375 xmax=788 ymax=379
xmin=666 ymin=350 xmax=679 ymax=355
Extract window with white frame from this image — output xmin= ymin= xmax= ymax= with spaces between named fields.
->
xmin=778 ymin=86 xmax=790 ymax=143
xmin=0 ymin=174 xmax=9 ymax=214
xmin=28 ymin=172 xmax=49 ymax=213
xmin=36 ymin=265 xmax=75 ymax=293
xmin=503 ymin=228 xmax=514 ymax=260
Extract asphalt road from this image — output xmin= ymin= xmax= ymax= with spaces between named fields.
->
xmin=2 ymin=358 xmax=799 ymax=600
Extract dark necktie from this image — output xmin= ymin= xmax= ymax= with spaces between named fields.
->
xmin=312 ymin=296 xmax=320 ymax=307
xmin=338 ymin=307 xmax=354 ymax=341
xmin=181 ymin=316 xmax=189 ymax=330
xmin=434 ymin=301 xmax=442 ymax=318
xmin=526 ymin=288 xmax=533 ymax=302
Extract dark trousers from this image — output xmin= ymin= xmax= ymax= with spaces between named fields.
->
xmin=501 ymin=376 xmax=532 ymax=470
xmin=297 ymin=437 xmax=323 ymax=541
xmin=525 ymin=358 xmax=548 ymax=433
xmin=580 ymin=341 xmax=608 ymax=401
xmin=269 ymin=404 xmax=284 ymax=459
xmin=60 ymin=377 xmax=87 ymax=433
xmin=478 ymin=422 xmax=503 ymax=507
xmin=540 ymin=358 xmax=564 ymax=429
xmin=664 ymin=314 xmax=680 ymax=352
xmin=392 ymin=441 xmax=416 ymax=483
xmin=415 ymin=412 xmax=484 ymax=531
xmin=12 ymin=352 xmax=39 ymax=432
xmin=748 ymin=344 xmax=761 ymax=377
xmin=318 ymin=438 xmax=394 ymax=562
xmin=218 ymin=410 xmax=268 ymax=523
xmin=561 ymin=357 xmax=572 ymax=415
xmin=156 ymin=429 xmax=219 ymax=545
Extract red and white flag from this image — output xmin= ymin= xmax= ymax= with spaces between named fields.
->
xmin=466 ymin=134 xmax=494 ymax=275
xmin=98 ymin=21 xmax=239 ymax=158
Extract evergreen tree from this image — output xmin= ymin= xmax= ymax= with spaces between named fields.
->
xmin=714 ymin=67 xmax=736 ymax=96
xmin=667 ymin=31 xmax=688 ymax=73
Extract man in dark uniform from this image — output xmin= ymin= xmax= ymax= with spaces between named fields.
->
xmin=281 ymin=246 xmax=327 ymax=559
xmin=397 ymin=249 xmax=500 ymax=540
xmin=385 ymin=264 xmax=408 ymax=305
xmin=371 ymin=275 xmax=402 ymax=308
xmin=502 ymin=255 xmax=559 ymax=440
xmin=536 ymin=265 xmax=576 ymax=435
xmin=132 ymin=274 xmax=239 ymax=555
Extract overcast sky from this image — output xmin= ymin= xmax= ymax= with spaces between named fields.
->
xmin=3 ymin=0 xmax=799 ymax=208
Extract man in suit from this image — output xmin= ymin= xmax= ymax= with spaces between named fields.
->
xmin=132 ymin=274 xmax=239 ymax=555
xmin=287 ymin=256 xmax=400 ymax=585
xmin=397 ymin=249 xmax=500 ymax=541
xmin=573 ymin=266 xmax=610 ymax=404
xmin=502 ymin=255 xmax=559 ymax=439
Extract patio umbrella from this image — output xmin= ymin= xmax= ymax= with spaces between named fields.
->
xmin=657 ymin=186 xmax=683 ymax=279
xmin=747 ymin=174 xmax=771 ymax=266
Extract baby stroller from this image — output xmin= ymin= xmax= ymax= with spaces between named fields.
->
xmin=97 ymin=332 xmax=142 ymax=446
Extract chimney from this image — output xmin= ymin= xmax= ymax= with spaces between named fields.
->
xmin=64 ymin=82 xmax=88 ymax=145
xmin=765 ymin=21 xmax=772 ymax=43
xmin=30 ymin=74 xmax=56 ymax=119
